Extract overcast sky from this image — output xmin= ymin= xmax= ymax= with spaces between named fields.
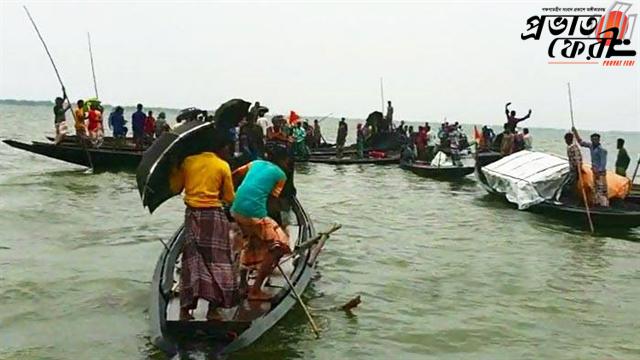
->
xmin=1 ymin=1 xmax=638 ymax=131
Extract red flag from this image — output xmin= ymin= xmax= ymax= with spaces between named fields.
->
xmin=289 ymin=110 xmax=300 ymax=124
xmin=474 ymin=125 xmax=485 ymax=148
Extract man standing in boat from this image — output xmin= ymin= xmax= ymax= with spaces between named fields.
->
xmin=504 ymin=102 xmax=531 ymax=132
xmin=615 ymin=138 xmax=630 ymax=177
xmin=564 ymin=132 xmax=583 ymax=199
xmin=53 ymin=91 xmax=70 ymax=144
xmin=74 ymin=99 xmax=87 ymax=140
xmin=573 ymin=127 xmax=609 ymax=207
xmin=231 ymin=143 xmax=291 ymax=301
xmin=384 ymin=100 xmax=394 ymax=132
xmin=132 ymin=104 xmax=146 ymax=150
xmin=108 ymin=106 xmax=128 ymax=143
xmin=87 ymin=103 xmax=104 ymax=146
xmin=336 ymin=118 xmax=348 ymax=158
xmin=313 ymin=119 xmax=323 ymax=148
xmin=248 ymin=101 xmax=261 ymax=124
xmin=169 ymin=134 xmax=239 ymax=320
xmin=256 ymin=107 xmax=270 ymax=137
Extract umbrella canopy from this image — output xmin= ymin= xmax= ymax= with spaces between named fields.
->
xmin=365 ymin=111 xmax=383 ymax=127
xmin=213 ymin=99 xmax=251 ymax=129
xmin=136 ymin=121 xmax=221 ymax=213
xmin=176 ymin=107 xmax=207 ymax=123
xmin=137 ymin=99 xmax=250 ymax=213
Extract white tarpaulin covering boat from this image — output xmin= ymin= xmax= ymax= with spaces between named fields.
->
xmin=481 ymin=151 xmax=570 ymax=210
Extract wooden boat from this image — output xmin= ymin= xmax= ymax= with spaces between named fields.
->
xmin=475 ymin=150 xmax=503 ymax=169
xmin=306 ymin=154 xmax=400 ymax=165
xmin=527 ymin=197 xmax=640 ymax=228
xmin=400 ymin=160 xmax=474 ymax=180
xmin=3 ymin=139 xmax=141 ymax=171
xmin=150 ymin=197 xmax=329 ymax=356
xmin=476 ymin=165 xmax=640 ymax=228
xmin=308 ymin=131 xmax=405 ymax=157
xmin=45 ymin=135 xmax=140 ymax=150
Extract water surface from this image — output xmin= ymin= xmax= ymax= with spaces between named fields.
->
xmin=1 ymin=104 xmax=639 ymax=360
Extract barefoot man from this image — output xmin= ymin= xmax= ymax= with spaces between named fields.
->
xmin=231 ymin=143 xmax=291 ymax=301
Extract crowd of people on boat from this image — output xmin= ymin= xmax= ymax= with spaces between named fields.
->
xmin=475 ymin=103 xmax=533 ymax=156
xmin=53 ymin=92 xmax=171 ymax=149
xmin=399 ymin=121 xmax=472 ymax=165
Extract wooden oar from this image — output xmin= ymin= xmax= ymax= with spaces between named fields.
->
xmin=316 ymin=112 xmax=334 ymax=124
xmin=87 ymin=32 xmax=99 ymax=99
xmin=631 ymin=157 xmax=640 ymax=185
xmin=279 ymin=223 xmax=341 ymax=265
xmin=567 ymin=82 xmax=594 ymax=233
xmin=24 ymin=6 xmax=94 ymax=172
xmin=275 ymin=223 xmax=341 ymax=339
xmin=276 ymin=264 xmax=321 ymax=338
xmin=294 ymin=223 xmax=341 ymax=253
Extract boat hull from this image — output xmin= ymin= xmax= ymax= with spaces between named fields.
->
xmin=150 ymin=197 xmax=322 ymax=356
xmin=306 ymin=155 xmax=400 ymax=165
xmin=3 ymin=139 xmax=141 ymax=171
xmin=400 ymin=161 xmax=474 ymax=180
xmin=475 ymin=163 xmax=640 ymax=228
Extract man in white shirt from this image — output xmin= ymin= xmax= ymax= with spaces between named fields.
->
xmin=256 ymin=107 xmax=270 ymax=136
xmin=523 ymin=128 xmax=532 ymax=150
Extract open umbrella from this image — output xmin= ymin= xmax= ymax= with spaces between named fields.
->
xmin=176 ymin=107 xmax=208 ymax=123
xmin=136 ymin=99 xmax=251 ymax=213
xmin=213 ymin=99 xmax=251 ymax=129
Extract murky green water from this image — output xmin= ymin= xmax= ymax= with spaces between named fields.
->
xmin=1 ymin=104 xmax=639 ymax=360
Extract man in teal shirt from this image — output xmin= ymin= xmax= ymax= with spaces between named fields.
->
xmin=231 ymin=144 xmax=291 ymax=300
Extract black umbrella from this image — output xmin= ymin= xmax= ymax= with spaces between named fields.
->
xmin=136 ymin=99 xmax=251 ymax=213
xmin=176 ymin=107 xmax=208 ymax=123
xmin=213 ymin=99 xmax=251 ymax=129
xmin=365 ymin=111 xmax=383 ymax=127
xmin=136 ymin=121 xmax=214 ymax=213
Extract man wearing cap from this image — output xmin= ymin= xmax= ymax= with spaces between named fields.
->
xmin=573 ymin=127 xmax=609 ymax=207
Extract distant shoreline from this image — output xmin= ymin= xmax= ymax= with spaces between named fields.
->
xmin=0 ymin=98 xmax=179 ymax=112
xmin=0 ymin=99 xmax=54 ymax=106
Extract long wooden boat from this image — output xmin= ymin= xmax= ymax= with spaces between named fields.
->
xmin=306 ymin=154 xmax=400 ymax=165
xmin=46 ymin=135 xmax=140 ymax=150
xmin=3 ymin=139 xmax=141 ymax=171
xmin=400 ymin=160 xmax=475 ymax=180
xmin=476 ymin=166 xmax=640 ymax=228
xmin=308 ymin=131 xmax=405 ymax=156
xmin=150 ymin=197 xmax=328 ymax=356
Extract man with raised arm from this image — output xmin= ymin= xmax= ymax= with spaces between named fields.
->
xmin=505 ymin=102 xmax=531 ymax=132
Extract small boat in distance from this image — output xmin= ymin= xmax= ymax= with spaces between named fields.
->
xmin=400 ymin=160 xmax=475 ymax=180
xmin=305 ymin=154 xmax=400 ymax=165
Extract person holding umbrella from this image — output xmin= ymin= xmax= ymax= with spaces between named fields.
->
xmin=169 ymin=136 xmax=239 ymax=320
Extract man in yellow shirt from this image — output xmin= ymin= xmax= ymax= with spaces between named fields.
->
xmin=74 ymin=99 xmax=87 ymax=138
xmin=170 ymin=144 xmax=239 ymax=320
